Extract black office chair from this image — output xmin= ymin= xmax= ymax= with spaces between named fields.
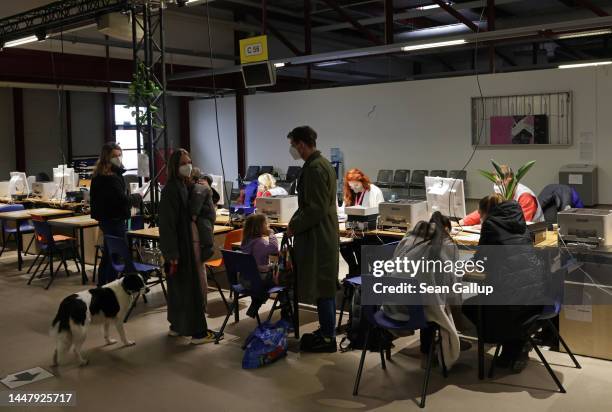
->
xmin=449 ymin=170 xmax=467 ymax=181
xmin=244 ymin=166 xmax=260 ymax=182
xmin=259 ymin=166 xmax=274 ymax=175
xmin=409 ymin=170 xmax=428 ymax=198
xmin=391 ymin=169 xmax=410 ymax=189
xmin=375 ymin=169 xmax=394 ymax=188
xmin=285 ymin=166 xmax=302 ymax=182
xmin=430 ymin=170 xmax=448 ymax=178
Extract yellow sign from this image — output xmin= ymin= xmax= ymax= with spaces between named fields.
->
xmin=239 ymin=35 xmax=269 ymax=64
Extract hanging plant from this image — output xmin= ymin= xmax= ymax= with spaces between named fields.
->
xmin=126 ymin=61 xmax=164 ymax=129
xmin=478 ymin=159 xmax=536 ymax=200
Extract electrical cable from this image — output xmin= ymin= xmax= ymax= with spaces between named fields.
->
xmin=203 ymin=1 xmax=233 ymax=225
xmin=49 ymin=29 xmax=68 ymax=207
xmin=449 ymin=3 xmax=487 ymax=231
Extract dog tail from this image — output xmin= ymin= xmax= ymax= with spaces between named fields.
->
xmin=51 ymin=294 xmax=87 ymax=336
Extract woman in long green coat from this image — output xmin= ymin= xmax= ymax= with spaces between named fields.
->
xmin=287 ymin=126 xmax=340 ymax=353
xmin=159 ymin=149 xmax=214 ymax=345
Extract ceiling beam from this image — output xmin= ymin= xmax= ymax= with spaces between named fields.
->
xmin=431 ymin=0 xmax=482 ymax=32
xmin=319 ymin=0 xmax=384 ymax=45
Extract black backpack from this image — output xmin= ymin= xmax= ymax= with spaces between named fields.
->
xmin=339 ymin=286 xmax=394 ymax=352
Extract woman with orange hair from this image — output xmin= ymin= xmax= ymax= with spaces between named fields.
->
xmin=340 ymin=168 xmax=385 ymax=276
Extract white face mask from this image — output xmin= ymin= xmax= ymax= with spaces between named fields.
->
xmin=110 ymin=156 xmax=123 ymax=168
xmin=289 ymin=145 xmax=301 ymax=160
xmin=179 ymin=164 xmax=193 ymax=178
xmin=349 ymin=182 xmax=364 ymax=193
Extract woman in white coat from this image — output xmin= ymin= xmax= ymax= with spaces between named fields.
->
xmin=340 ymin=168 xmax=385 ymax=276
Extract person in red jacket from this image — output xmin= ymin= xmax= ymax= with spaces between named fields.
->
xmin=460 ymin=165 xmax=544 ymax=226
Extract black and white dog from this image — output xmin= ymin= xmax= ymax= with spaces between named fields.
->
xmin=51 ymin=273 xmax=148 ymax=366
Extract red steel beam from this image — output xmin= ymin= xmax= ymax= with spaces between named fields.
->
xmin=574 ymin=0 xmax=609 ymax=17
xmin=320 ymin=0 xmax=384 ymax=45
xmin=431 ymin=0 xmax=482 ymax=32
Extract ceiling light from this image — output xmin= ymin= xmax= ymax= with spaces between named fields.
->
xmin=3 ymin=35 xmax=41 ymax=48
xmin=315 ymin=60 xmax=348 ymax=67
xmin=273 ymin=62 xmax=286 ymax=68
xmin=556 ymin=29 xmax=612 ymax=40
xmin=418 ymin=4 xmax=440 ymax=10
xmin=402 ymin=39 xmax=466 ymax=52
xmin=559 ymin=61 xmax=612 ymax=69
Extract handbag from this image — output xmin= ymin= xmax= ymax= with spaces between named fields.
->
xmin=273 ymin=233 xmax=294 ymax=286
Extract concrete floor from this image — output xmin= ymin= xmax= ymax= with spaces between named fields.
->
xmin=1 ymin=247 xmax=612 ymax=412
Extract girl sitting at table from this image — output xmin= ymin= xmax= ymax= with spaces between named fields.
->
xmin=240 ymin=214 xmax=279 ymax=318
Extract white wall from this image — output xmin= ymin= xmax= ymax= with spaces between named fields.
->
xmin=0 ymin=89 xmax=15 ymax=177
xmin=241 ymin=67 xmax=612 ymax=203
xmin=189 ymin=97 xmax=238 ymax=182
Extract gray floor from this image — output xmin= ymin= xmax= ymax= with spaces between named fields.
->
xmin=1 ymin=247 xmax=612 ymax=412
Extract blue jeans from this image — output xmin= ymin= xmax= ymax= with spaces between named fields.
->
xmin=98 ymin=219 xmax=128 ymax=286
xmin=317 ymin=298 xmax=337 ymax=338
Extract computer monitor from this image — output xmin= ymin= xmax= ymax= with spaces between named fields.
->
xmin=425 ymin=176 xmax=466 ymax=219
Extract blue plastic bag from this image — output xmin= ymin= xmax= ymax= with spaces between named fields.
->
xmin=242 ymin=320 xmax=290 ymax=369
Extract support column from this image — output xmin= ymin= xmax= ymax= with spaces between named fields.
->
xmin=305 ymin=0 xmax=312 ymax=89
xmin=12 ymin=88 xmax=25 ymax=172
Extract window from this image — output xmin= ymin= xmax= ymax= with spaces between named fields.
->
xmin=114 ymin=105 xmax=143 ymax=174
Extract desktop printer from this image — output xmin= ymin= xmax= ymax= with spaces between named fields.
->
xmin=345 ymin=206 xmax=379 ymax=231
xmin=255 ymin=195 xmax=298 ymax=223
xmin=558 ymin=208 xmax=612 ymax=247
xmin=379 ymin=200 xmax=429 ymax=231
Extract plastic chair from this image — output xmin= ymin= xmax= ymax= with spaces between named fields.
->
xmin=214 ymin=249 xmax=294 ymax=344
xmin=375 ymin=170 xmax=394 ymax=188
xmin=244 ymin=166 xmax=260 ymax=182
xmin=353 ymin=306 xmax=447 ymax=408
xmin=205 ymin=229 xmax=244 ymax=310
xmin=28 ymin=217 xmax=80 ymax=290
xmin=0 ymin=204 xmax=35 ymax=257
xmin=449 ymin=170 xmax=467 ymax=181
xmin=430 ymin=170 xmax=448 ymax=178
xmin=391 ymin=170 xmax=410 ymax=189
xmin=409 ymin=170 xmax=429 ymax=197
xmin=105 ymin=235 xmax=166 ymax=320
xmin=285 ymin=166 xmax=302 ymax=182
xmin=259 ymin=166 xmax=274 ymax=175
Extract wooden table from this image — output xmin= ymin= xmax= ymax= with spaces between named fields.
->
xmin=0 ymin=208 xmax=73 ymax=270
xmin=48 ymin=215 xmax=99 ymax=285
xmin=127 ymin=225 xmax=233 ymax=241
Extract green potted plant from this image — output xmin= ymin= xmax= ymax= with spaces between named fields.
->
xmin=125 ymin=61 xmax=163 ymax=129
xmin=478 ymin=159 xmax=536 ymax=200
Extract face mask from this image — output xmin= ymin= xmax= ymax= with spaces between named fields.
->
xmin=179 ymin=164 xmax=193 ymax=178
xmin=289 ymin=145 xmax=301 ymax=160
xmin=349 ymin=182 xmax=364 ymax=193
xmin=110 ymin=156 xmax=123 ymax=168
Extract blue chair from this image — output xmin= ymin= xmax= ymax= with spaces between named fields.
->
xmin=105 ymin=235 xmax=166 ymax=320
xmin=215 ymin=249 xmax=294 ymax=344
xmin=28 ymin=217 xmax=80 ymax=290
xmin=353 ymin=306 xmax=447 ymax=408
xmin=0 ymin=204 xmax=35 ymax=257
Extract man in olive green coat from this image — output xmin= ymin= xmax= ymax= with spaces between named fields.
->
xmin=286 ymin=126 xmax=340 ymax=353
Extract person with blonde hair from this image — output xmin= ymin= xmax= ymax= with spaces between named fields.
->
xmin=257 ymin=173 xmax=288 ymax=197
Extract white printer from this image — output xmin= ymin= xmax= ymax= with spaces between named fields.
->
xmin=558 ymin=208 xmax=612 ymax=247
xmin=345 ymin=206 xmax=379 ymax=231
xmin=255 ymin=195 xmax=298 ymax=223
xmin=379 ymin=200 xmax=429 ymax=231
xmin=31 ymin=182 xmax=59 ymax=201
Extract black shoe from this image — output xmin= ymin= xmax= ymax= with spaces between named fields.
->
xmin=300 ymin=331 xmax=337 ymax=353
xmin=246 ymin=301 xmax=262 ymax=318
xmin=510 ymin=342 xmax=532 ymax=374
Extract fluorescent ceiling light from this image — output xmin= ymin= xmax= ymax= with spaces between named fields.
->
xmin=556 ymin=29 xmax=612 ymax=40
xmin=417 ymin=2 xmax=452 ymax=10
xmin=315 ymin=60 xmax=348 ymax=67
xmin=273 ymin=62 xmax=286 ymax=68
xmin=559 ymin=61 xmax=612 ymax=69
xmin=4 ymin=35 xmax=40 ymax=48
xmin=402 ymin=39 xmax=466 ymax=52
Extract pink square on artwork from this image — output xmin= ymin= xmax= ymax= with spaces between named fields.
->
xmin=490 ymin=116 xmax=514 ymax=145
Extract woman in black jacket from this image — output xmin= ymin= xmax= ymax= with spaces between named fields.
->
xmin=90 ymin=142 xmax=140 ymax=285
xmin=463 ymin=194 xmax=547 ymax=373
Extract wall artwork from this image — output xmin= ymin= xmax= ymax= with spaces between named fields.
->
xmin=490 ymin=115 xmax=549 ymax=145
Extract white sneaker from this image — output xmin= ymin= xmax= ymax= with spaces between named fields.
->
xmin=168 ymin=329 xmax=180 ymax=337
xmin=190 ymin=331 xmax=216 ymax=345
